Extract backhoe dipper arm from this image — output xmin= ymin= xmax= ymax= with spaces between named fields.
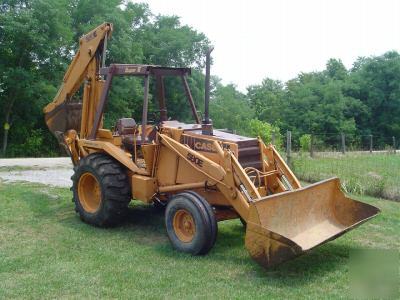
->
xmin=43 ymin=23 xmax=113 ymax=134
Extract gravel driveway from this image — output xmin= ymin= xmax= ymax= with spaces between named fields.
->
xmin=0 ymin=157 xmax=73 ymax=187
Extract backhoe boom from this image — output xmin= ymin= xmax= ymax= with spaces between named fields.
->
xmin=43 ymin=23 xmax=112 ymax=135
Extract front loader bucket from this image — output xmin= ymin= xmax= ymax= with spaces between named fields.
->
xmin=245 ymin=178 xmax=380 ymax=268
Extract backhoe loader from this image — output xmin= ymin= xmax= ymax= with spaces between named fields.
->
xmin=44 ymin=23 xmax=379 ymax=268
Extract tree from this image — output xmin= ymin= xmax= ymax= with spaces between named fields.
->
xmin=247 ymin=78 xmax=285 ymax=125
xmin=247 ymin=65 xmax=368 ymax=148
xmin=210 ymin=82 xmax=254 ymax=134
xmin=326 ymin=58 xmax=347 ymax=80
xmin=2 ymin=0 xmax=400 ymax=156
xmin=0 ymin=0 xmax=210 ymax=156
xmin=347 ymin=52 xmax=400 ymax=144
xmin=0 ymin=0 xmax=72 ymax=156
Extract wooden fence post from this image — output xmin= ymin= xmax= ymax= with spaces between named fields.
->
xmin=341 ymin=133 xmax=346 ymax=154
xmin=286 ymin=130 xmax=292 ymax=165
xmin=393 ymin=136 xmax=396 ymax=154
xmin=271 ymin=132 xmax=275 ymax=145
xmin=369 ymin=135 xmax=373 ymax=153
xmin=310 ymin=134 xmax=314 ymax=158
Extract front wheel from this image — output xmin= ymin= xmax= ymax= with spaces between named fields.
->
xmin=71 ymin=153 xmax=131 ymax=227
xmin=165 ymin=191 xmax=217 ymax=255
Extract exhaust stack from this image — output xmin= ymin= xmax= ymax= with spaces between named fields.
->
xmin=202 ymin=47 xmax=214 ymax=135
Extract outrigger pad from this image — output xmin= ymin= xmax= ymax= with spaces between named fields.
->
xmin=245 ymin=178 xmax=380 ymax=268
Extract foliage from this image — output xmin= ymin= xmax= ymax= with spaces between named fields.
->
xmin=246 ymin=119 xmax=282 ymax=147
xmin=247 ymin=55 xmax=400 ymax=149
xmin=247 ymin=78 xmax=286 ymax=126
xmin=0 ymin=0 xmax=72 ymax=157
xmin=0 ymin=0 xmax=209 ymax=157
xmin=210 ymin=83 xmax=254 ymax=134
xmin=299 ymin=134 xmax=311 ymax=152
xmin=347 ymin=52 xmax=400 ymax=144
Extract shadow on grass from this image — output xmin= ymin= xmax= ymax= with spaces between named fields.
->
xmin=211 ymin=221 xmax=353 ymax=286
xmin=58 ymin=202 xmax=168 ymax=242
xmin=259 ymin=243 xmax=353 ymax=285
xmin=59 ymin=202 xmax=354 ymax=285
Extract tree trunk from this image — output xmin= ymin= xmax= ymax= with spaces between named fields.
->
xmin=2 ymin=127 xmax=9 ymax=157
xmin=1 ymin=100 xmax=14 ymax=157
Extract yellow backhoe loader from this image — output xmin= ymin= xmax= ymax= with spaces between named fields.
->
xmin=44 ymin=23 xmax=379 ymax=268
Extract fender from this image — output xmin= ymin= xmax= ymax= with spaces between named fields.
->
xmin=78 ymin=139 xmax=148 ymax=175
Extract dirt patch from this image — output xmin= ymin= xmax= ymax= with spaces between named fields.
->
xmin=0 ymin=157 xmax=73 ymax=187
xmin=366 ymin=171 xmax=383 ymax=181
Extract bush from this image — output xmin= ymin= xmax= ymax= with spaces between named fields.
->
xmin=299 ymin=134 xmax=311 ymax=152
xmin=7 ymin=129 xmax=58 ymax=157
xmin=246 ymin=119 xmax=282 ymax=148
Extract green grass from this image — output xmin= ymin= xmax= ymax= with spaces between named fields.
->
xmin=0 ymin=165 xmax=46 ymax=172
xmin=0 ymin=183 xmax=399 ymax=299
xmin=293 ymin=153 xmax=400 ymax=201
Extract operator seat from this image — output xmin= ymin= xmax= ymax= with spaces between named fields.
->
xmin=115 ymin=118 xmax=157 ymax=151
xmin=115 ymin=118 xmax=138 ymax=150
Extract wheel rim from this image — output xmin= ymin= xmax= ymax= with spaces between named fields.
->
xmin=173 ymin=209 xmax=196 ymax=242
xmin=78 ymin=172 xmax=102 ymax=213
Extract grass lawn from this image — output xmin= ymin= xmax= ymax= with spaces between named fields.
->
xmin=293 ymin=153 xmax=400 ymax=201
xmin=0 ymin=182 xmax=399 ymax=299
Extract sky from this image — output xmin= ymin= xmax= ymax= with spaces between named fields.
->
xmin=133 ymin=0 xmax=400 ymax=91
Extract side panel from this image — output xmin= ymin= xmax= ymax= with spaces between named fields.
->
xmin=193 ymin=189 xmax=231 ymax=206
xmin=182 ymin=134 xmax=239 ymax=162
xmin=156 ymin=145 xmax=178 ymax=186
xmin=132 ymin=175 xmax=156 ymax=202
xmin=176 ymin=157 xmax=208 ymax=184
xmin=142 ymin=144 xmax=156 ymax=173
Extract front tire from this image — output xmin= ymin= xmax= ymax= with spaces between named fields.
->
xmin=165 ymin=191 xmax=217 ymax=255
xmin=72 ymin=153 xmax=131 ymax=227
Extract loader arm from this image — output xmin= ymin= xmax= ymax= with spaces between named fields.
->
xmin=159 ymin=133 xmax=253 ymax=219
xmin=159 ymin=132 xmax=300 ymax=220
xmin=159 ymin=133 xmax=379 ymax=268
xmin=43 ymin=23 xmax=113 ymax=136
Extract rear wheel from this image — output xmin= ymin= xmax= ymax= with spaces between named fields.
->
xmin=165 ymin=191 xmax=217 ymax=255
xmin=72 ymin=153 xmax=131 ymax=227
xmin=78 ymin=172 xmax=102 ymax=213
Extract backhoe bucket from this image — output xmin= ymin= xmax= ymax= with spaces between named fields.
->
xmin=45 ymin=102 xmax=82 ymax=134
xmin=245 ymin=178 xmax=379 ymax=268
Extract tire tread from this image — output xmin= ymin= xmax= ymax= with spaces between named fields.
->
xmin=72 ymin=153 xmax=131 ymax=227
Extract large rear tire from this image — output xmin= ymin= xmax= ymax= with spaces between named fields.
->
xmin=71 ymin=153 xmax=131 ymax=227
xmin=165 ymin=191 xmax=217 ymax=255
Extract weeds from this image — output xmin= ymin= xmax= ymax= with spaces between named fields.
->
xmin=293 ymin=154 xmax=400 ymax=201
